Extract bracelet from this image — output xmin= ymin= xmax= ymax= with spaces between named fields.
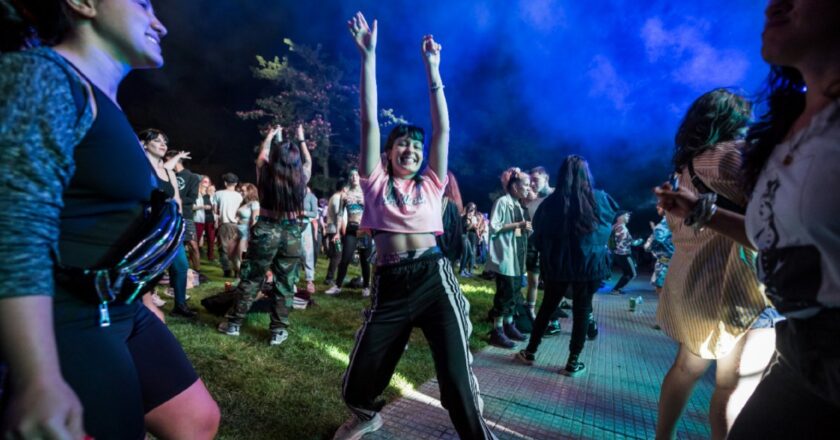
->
xmin=430 ymin=83 xmax=445 ymax=92
xmin=684 ymin=193 xmax=717 ymax=230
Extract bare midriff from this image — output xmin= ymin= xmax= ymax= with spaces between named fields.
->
xmin=373 ymin=231 xmax=438 ymax=257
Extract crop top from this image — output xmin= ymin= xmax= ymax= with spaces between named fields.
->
xmin=360 ymin=160 xmax=448 ymax=235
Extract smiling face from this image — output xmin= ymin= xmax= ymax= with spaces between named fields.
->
xmin=143 ymin=133 xmax=168 ymax=159
xmin=761 ymin=0 xmax=840 ymax=67
xmin=349 ymin=170 xmax=360 ymax=187
xmin=388 ymin=134 xmax=424 ymax=178
xmin=510 ymin=175 xmax=532 ymax=200
xmin=94 ymin=0 xmax=169 ymax=69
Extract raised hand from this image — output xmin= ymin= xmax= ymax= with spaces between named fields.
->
xmin=654 ymin=182 xmax=699 ymax=219
xmin=347 ymin=12 xmax=377 ymax=57
xmin=295 ymin=124 xmax=305 ymax=142
xmin=421 ymin=35 xmax=442 ymax=68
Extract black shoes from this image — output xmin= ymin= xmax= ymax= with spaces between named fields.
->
xmin=171 ymin=304 xmax=197 ymax=318
xmin=561 ymin=353 xmax=586 ymax=377
xmin=503 ymin=322 xmax=527 ymax=341
xmin=489 ymin=327 xmax=516 ymax=349
xmin=515 ymin=350 xmax=535 ymax=365
xmin=545 ymin=320 xmax=562 ymax=336
xmin=586 ymin=314 xmax=599 ymax=340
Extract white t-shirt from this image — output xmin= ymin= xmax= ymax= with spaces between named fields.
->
xmin=213 ymin=189 xmax=243 ymax=225
xmin=745 ymin=99 xmax=840 ymax=317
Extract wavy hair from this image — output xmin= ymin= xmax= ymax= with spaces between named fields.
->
xmin=258 ymin=140 xmax=306 ymax=214
xmin=238 ymin=183 xmax=259 ymax=205
xmin=742 ymin=67 xmax=807 ymax=194
xmin=384 ymin=124 xmax=424 ymax=183
xmin=673 ymin=88 xmax=752 ymax=172
xmin=443 ymin=171 xmax=463 ymax=214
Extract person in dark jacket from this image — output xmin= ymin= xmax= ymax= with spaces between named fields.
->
xmin=437 ymin=170 xmax=464 ymax=265
xmin=514 ymin=155 xmax=618 ymax=376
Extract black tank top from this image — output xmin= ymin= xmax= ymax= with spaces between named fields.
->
xmin=58 ymin=84 xmax=157 ymax=268
xmin=155 ymin=172 xmax=176 ymax=198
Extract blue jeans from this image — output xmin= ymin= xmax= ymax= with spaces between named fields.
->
xmin=459 ymin=231 xmax=477 ymax=273
xmin=168 ymin=246 xmax=189 ymax=308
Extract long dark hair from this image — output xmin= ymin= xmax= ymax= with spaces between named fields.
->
xmin=1 ymin=0 xmax=70 ymax=52
xmin=742 ymin=67 xmax=807 ymax=194
xmin=542 ymin=155 xmax=599 ymax=236
xmin=258 ymin=139 xmax=306 ymax=214
xmin=673 ymin=88 xmax=752 ymax=172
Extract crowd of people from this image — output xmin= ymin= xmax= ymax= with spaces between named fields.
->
xmin=1 ymin=1 xmax=838 ymax=439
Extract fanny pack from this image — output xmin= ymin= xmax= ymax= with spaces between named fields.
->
xmin=56 ymin=190 xmax=185 ymax=327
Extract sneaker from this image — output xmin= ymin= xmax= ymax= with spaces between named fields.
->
xmin=217 ymin=321 xmax=240 ymax=336
xmin=561 ymin=354 xmax=586 ymax=377
xmin=489 ymin=327 xmax=516 ymax=349
xmin=292 ymin=296 xmax=309 ymax=310
xmin=361 ymin=288 xmax=371 ymax=297
xmin=503 ymin=322 xmax=527 ymax=341
xmin=333 ymin=413 xmax=383 ymax=440
xmin=150 ymin=293 xmax=167 ymax=307
xmin=545 ymin=321 xmax=562 ymax=336
xmin=170 ymin=304 xmax=197 ymax=318
xmin=270 ymin=329 xmax=289 ymax=346
xmin=586 ymin=318 xmax=599 ymax=340
xmin=611 ymin=289 xmax=624 ymax=296
xmin=515 ymin=350 xmax=535 ymax=366
xmin=306 ymin=281 xmax=316 ymax=294
xmin=325 ymin=285 xmax=342 ymax=296
xmin=559 ymin=300 xmax=572 ymax=310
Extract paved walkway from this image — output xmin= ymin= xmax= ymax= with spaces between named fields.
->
xmin=368 ymin=278 xmax=714 ymax=439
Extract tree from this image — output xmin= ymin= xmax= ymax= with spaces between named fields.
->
xmin=237 ymin=38 xmax=358 ymax=195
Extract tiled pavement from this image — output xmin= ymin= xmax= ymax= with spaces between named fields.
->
xmin=367 ymin=278 xmax=714 ymax=439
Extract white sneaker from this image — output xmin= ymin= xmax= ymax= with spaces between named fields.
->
xmin=333 ymin=413 xmax=383 ymax=440
xmin=325 ymin=285 xmax=341 ymax=296
xmin=270 ymin=329 xmax=289 ymax=346
xmin=362 ymin=288 xmax=371 ymax=297
xmin=151 ymin=293 xmax=166 ymax=307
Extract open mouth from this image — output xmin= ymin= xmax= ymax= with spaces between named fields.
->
xmin=146 ymin=34 xmax=161 ymax=45
xmin=398 ymin=156 xmax=419 ymax=167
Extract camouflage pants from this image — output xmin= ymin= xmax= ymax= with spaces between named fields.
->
xmin=226 ymin=220 xmax=302 ymax=331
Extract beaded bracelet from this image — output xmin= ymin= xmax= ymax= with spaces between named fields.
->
xmin=684 ymin=193 xmax=718 ymax=230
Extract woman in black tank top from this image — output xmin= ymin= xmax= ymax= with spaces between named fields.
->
xmin=0 ymin=2 xmax=219 ymax=439
xmin=140 ymin=128 xmax=197 ymax=320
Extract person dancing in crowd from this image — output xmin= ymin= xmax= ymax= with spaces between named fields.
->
xmin=0 ymin=1 xmax=219 ymax=438
xmin=644 ymin=206 xmax=674 ymax=297
xmin=324 ymin=182 xmax=347 ymax=286
xmin=653 ymin=89 xmax=775 ymax=440
xmin=486 ymin=169 xmax=531 ymax=348
xmin=515 ymin=155 xmax=617 ymax=377
xmin=294 ymin=186 xmax=319 ymax=309
xmin=438 ymin=171 xmax=464 ymax=266
xmin=460 ymin=202 xmax=480 ymax=277
xmin=218 ymin=124 xmax=311 ymax=346
xmin=194 ymin=175 xmax=216 ymax=264
xmin=168 ymin=150 xmax=202 ymax=272
xmin=325 ymin=168 xmax=372 ymax=297
xmin=335 ymin=12 xmax=496 ymax=439
xmin=235 ymin=182 xmax=260 ymax=279
xmin=658 ymin=1 xmax=840 ymax=436
xmin=141 ymin=129 xmax=198 ymax=318
xmin=608 ymin=210 xmax=641 ymax=295
xmin=214 ymin=172 xmax=243 ymax=277
xmin=204 ymin=182 xmax=219 ymax=260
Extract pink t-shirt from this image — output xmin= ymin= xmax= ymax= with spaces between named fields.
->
xmin=360 ymin=161 xmax=448 ymax=235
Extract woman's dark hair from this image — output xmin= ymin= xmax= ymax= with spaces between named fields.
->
xmin=673 ymin=88 xmax=753 ymax=172
xmin=137 ymin=128 xmax=169 ymax=145
xmin=384 ymin=124 xmax=424 ymax=182
xmin=505 ymin=169 xmax=526 ymax=195
xmin=542 ymin=155 xmax=600 ymax=236
xmin=1 ymin=0 xmax=71 ymax=52
xmin=258 ymin=139 xmax=306 ymax=214
xmin=465 ymin=202 xmax=476 ymax=213
xmin=742 ymin=66 xmax=807 ymax=194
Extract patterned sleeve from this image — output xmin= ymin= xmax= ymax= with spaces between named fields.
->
xmin=693 ymin=141 xmax=749 ymax=206
xmin=0 ymin=50 xmax=92 ymax=299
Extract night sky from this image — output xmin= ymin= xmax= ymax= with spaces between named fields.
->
xmin=121 ymin=0 xmax=769 ymax=228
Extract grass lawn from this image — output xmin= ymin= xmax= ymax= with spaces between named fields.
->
xmin=162 ymin=254 xmax=497 ymax=440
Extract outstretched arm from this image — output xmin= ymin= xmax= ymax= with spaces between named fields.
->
xmin=654 ymin=183 xmax=752 ymax=248
xmin=296 ymin=124 xmax=312 ymax=184
xmin=348 ymin=12 xmax=380 ymax=177
xmin=257 ymin=126 xmax=282 ymax=170
xmin=422 ymin=35 xmax=450 ymax=179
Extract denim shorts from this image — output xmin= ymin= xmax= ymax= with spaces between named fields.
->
xmin=751 ymin=307 xmax=784 ymax=329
